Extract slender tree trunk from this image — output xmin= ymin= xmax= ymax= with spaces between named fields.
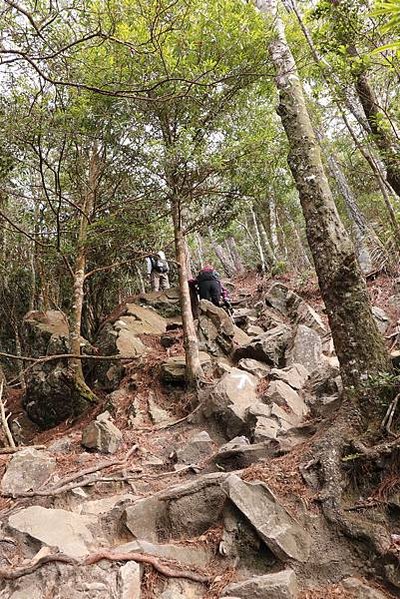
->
xmin=250 ymin=204 xmax=267 ymax=273
xmin=268 ymin=193 xmax=280 ymax=257
xmin=69 ymin=146 xmax=99 ymax=385
xmin=254 ymin=0 xmax=391 ymax=392
xmin=135 ymin=264 xmax=146 ymax=294
xmin=172 ymin=199 xmax=202 ymax=383
xmin=195 ymin=233 xmax=205 ymax=268
xmin=259 ymin=221 xmax=276 ymax=266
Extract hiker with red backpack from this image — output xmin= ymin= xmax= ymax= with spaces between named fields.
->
xmin=146 ymin=251 xmax=170 ymax=292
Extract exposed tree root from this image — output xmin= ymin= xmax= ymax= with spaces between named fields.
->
xmin=312 ymin=406 xmax=399 ymax=586
xmin=85 ymin=550 xmax=210 ymax=584
xmin=0 ymin=554 xmax=76 ymax=580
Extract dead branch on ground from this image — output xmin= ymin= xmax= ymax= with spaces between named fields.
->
xmin=0 ymin=382 xmax=15 ymax=449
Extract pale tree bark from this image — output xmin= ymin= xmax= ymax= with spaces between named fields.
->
xmin=214 ymin=242 xmax=236 ymax=276
xmin=69 ymin=145 xmax=100 ymax=390
xmin=226 ymin=236 xmax=244 ymax=274
xmin=172 ymin=199 xmax=203 ymax=384
xmin=259 ymin=221 xmax=276 ymax=266
xmin=268 ymin=192 xmax=280 ymax=257
xmin=254 ymin=0 xmax=391 ymax=391
xmin=250 ymin=204 xmax=267 ymax=273
xmin=316 ymin=129 xmax=374 ymax=272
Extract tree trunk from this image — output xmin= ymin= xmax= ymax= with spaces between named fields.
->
xmin=354 ymin=71 xmax=400 ymax=200
xmin=226 ymin=236 xmax=244 ymax=274
xmin=172 ymin=199 xmax=203 ymax=384
xmin=214 ymin=243 xmax=236 ymax=277
xmin=250 ymin=204 xmax=267 ymax=273
xmin=69 ymin=146 xmax=99 ymax=385
xmin=268 ymin=193 xmax=280 ymax=257
xmin=254 ymin=0 xmax=391 ymax=392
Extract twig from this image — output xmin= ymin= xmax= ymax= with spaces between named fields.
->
xmin=0 ymin=554 xmax=76 ymax=580
xmin=0 ymin=382 xmax=15 ymax=449
xmin=381 ymin=393 xmax=400 ymax=435
xmin=85 ymin=550 xmax=210 ymax=584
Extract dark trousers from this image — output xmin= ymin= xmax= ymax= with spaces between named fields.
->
xmin=198 ymin=280 xmax=221 ymax=306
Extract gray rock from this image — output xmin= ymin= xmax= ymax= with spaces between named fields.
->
xmin=265 ymin=282 xmax=326 ymax=336
xmin=372 ymin=306 xmax=390 ymax=334
xmin=160 ymin=352 xmax=211 ymax=383
xmin=238 ymin=358 xmax=271 ymax=378
xmin=204 ymin=368 xmax=258 ymax=438
xmin=247 ymin=325 xmax=265 ymax=337
xmin=167 ymin=483 xmax=226 ymax=538
xmin=119 ymin=562 xmax=142 ymax=599
xmin=264 ymin=380 xmax=308 ymax=419
xmin=286 ymin=325 xmax=323 ymax=372
xmin=307 ymin=360 xmax=342 ymax=397
xmin=176 ymin=431 xmax=214 ymax=464
xmin=214 ymin=441 xmax=273 ymax=471
xmin=233 ymin=324 xmax=293 ymax=367
xmin=222 ymin=475 xmax=311 ymax=562
xmin=137 ymin=287 xmax=181 ymax=318
xmin=8 ymin=506 xmax=95 ymax=558
xmin=148 ymin=395 xmax=174 ymax=424
xmin=1 ymin=448 xmax=56 ymax=495
xmin=198 ymin=300 xmax=251 ymax=356
xmin=223 ymin=569 xmax=298 ymax=599
xmin=342 ymin=577 xmax=388 ymax=599
xmin=270 ymin=364 xmax=309 ymax=390
xmin=81 ymin=413 xmax=123 ymax=453
xmin=125 ymin=496 xmax=166 ymax=542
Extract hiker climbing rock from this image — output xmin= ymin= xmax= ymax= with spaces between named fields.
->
xmin=146 ymin=251 xmax=170 ymax=292
xmin=195 ymin=264 xmax=221 ymax=307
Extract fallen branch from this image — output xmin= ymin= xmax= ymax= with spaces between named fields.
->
xmin=0 ymin=382 xmax=15 ymax=449
xmin=85 ymin=550 xmax=210 ymax=584
xmin=1 ymin=445 xmax=139 ymax=498
xmin=0 ymin=554 xmax=76 ymax=580
xmin=381 ymin=393 xmax=400 ymax=435
xmin=0 ymin=445 xmax=46 ymax=454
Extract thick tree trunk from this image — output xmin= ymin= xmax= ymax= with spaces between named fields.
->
xmin=226 ymin=236 xmax=244 ymax=274
xmin=254 ymin=0 xmax=391 ymax=391
xmin=172 ymin=199 xmax=203 ymax=384
xmin=214 ymin=243 xmax=236 ymax=277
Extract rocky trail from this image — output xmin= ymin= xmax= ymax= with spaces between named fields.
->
xmin=0 ymin=275 xmax=399 ymax=599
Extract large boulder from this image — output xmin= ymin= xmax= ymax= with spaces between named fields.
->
xmin=136 ymin=287 xmax=181 ymax=318
xmin=222 ymin=475 xmax=311 ymax=562
xmin=94 ymin=302 xmax=167 ymax=389
xmin=233 ymin=324 xmax=293 ymax=367
xmin=286 ymin=325 xmax=323 ymax=373
xmin=176 ymin=431 xmax=214 ymax=465
xmin=265 ymin=282 xmax=326 ymax=336
xmin=81 ymin=412 xmax=123 ymax=454
xmin=238 ymin=358 xmax=271 ymax=379
xmin=203 ymin=368 xmax=258 ymax=438
xmin=21 ymin=310 xmax=96 ymax=429
xmin=264 ymin=380 xmax=308 ymax=419
xmin=8 ymin=506 xmax=95 ymax=558
xmin=270 ymin=364 xmax=309 ymax=390
xmin=1 ymin=448 xmax=56 ymax=496
xmin=223 ymin=569 xmax=298 ymax=599
xmin=198 ymin=300 xmax=250 ymax=356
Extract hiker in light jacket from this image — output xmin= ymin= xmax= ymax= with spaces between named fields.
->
xmin=146 ymin=251 xmax=170 ymax=292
